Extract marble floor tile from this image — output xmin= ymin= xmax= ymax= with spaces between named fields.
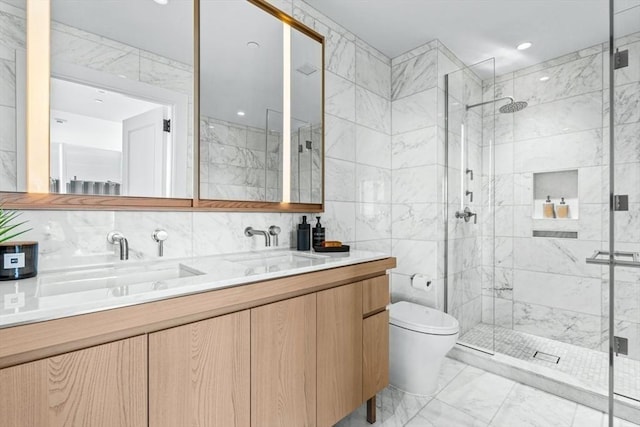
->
xmin=405 ymin=399 xmax=488 ymax=427
xmin=335 ymin=386 xmax=432 ymax=427
xmin=490 ymin=383 xmax=577 ymax=427
xmin=334 ymin=357 xmax=639 ymax=427
xmin=436 ymin=365 xmax=516 ymax=423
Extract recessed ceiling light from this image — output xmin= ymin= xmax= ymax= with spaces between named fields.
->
xmin=153 ymin=0 xmax=168 ymax=5
xmin=208 ymin=124 xmax=215 ymax=129
xmin=97 ymin=89 xmax=106 ymax=94
xmin=517 ymin=42 xmax=532 ymax=50
xmin=237 ymin=111 xmax=245 ymax=116
xmin=539 ymin=76 xmax=550 ymax=82
xmin=247 ymin=41 xmax=260 ymax=49
xmin=94 ymin=99 xmax=104 ymax=104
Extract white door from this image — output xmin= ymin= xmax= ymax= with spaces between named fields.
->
xmin=122 ymin=107 xmax=166 ymax=197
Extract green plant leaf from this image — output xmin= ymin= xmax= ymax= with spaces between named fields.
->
xmin=0 ymin=206 xmax=31 ymax=243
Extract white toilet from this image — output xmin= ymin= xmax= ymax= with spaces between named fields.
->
xmin=389 ymin=301 xmax=459 ymax=396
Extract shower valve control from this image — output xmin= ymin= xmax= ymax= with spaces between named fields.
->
xmin=614 ymin=195 xmax=629 ymax=211
xmin=455 ymin=207 xmax=477 ymax=224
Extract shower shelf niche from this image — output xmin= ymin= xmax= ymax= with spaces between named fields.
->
xmin=532 ymin=170 xmax=579 ymax=220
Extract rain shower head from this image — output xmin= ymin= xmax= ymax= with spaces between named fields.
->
xmin=466 ymin=96 xmax=528 ymax=114
xmin=499 ymin=100 xmax=528 ymax=114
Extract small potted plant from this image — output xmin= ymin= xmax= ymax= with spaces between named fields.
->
xmin=0 ymin=207 xmax=37 ymax=281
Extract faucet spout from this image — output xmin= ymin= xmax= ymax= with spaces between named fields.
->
xmin=107 ymin=231 xmax=129 ymax=260
xmin=244 ymin=227 xmax=271 ymax=247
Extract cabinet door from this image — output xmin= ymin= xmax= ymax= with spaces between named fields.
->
xmin=317 ymin=282 xmax=363 ymax=427
xmin=251 ymin=294 xmax=316 ymax=427
xmin=149 ymin=311 xmax=250 ymax=427
xmin=0 ymin=335 xmax=147 ymax=427
xmin=363 ymin=310 xmax=389 ymax=400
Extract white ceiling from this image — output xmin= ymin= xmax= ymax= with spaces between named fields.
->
xmin=307 ymin=0 xmax=640 ymax=75
xmin=51 ymin=78 xmax=162 ymax=122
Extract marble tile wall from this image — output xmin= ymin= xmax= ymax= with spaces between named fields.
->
xmin=200 ymin=116 xmax=280 ymax=202
xmin=480 ymin=33 xmax=640 ymax=360
xmin=389 ymin=39 xmax=485 ymax=335
xmin=0 ymin=1 xmax=24 ymax=192
xmin=10 ymin=0 xmax=393 ymax=270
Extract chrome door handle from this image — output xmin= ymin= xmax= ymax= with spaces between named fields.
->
xmin=586 ymin=250 xmax=640 ymax=267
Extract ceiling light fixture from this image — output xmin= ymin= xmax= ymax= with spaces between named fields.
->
xmin=237 ymin=111 xmax=245 ymax=116
xmin=539 ymin=76 xmax=550 ymax=82
xmin=517 ymin=42 xmax=532 ymax=50
xmin=247 ymin=41 xmax=260 ymax=49
xmin=153 ymin=0 xmax=168 ymax=5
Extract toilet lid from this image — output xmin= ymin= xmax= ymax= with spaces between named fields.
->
xmin=389 ymin=301 xmax=459 ymax=335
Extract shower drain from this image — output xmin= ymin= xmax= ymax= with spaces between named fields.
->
xmin=532 ymin=351 xmax=561 ymax=364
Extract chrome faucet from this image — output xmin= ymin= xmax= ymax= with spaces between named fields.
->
xmin=152 ymin=228 xmax=168 ymax=257
xmin=268 ymin=225 xmax=281 ymax=247
xmin=107 ymin=231 xmax=129 ymax=260
xmin=245 ymin=227 xmax=271 ymax=247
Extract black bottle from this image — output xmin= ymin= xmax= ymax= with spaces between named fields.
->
xmin=312 ymin=216 xmax=325 ymax=248
xmin=297 ymin=216 xmax=311 ymax=251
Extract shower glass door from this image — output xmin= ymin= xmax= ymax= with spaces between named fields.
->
xmin=445 ymin=58 xmax=496 ymax=354
xmin=611 ymin=0 xmax=640 ymax=409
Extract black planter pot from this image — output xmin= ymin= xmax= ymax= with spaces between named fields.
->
xmin=0 ymin=241 xmax=39 ymax=281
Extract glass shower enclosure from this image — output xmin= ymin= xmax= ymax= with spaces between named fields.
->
xmin=444 ymin=1 xmax=640 ymax=423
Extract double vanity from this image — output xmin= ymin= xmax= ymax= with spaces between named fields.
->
xmin=0 ymin=250 xmax=395 ymax=427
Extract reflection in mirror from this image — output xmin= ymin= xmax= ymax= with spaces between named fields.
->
xmin=199 ymin=0 xmax=323 ymax=204
xmin=199 ymin=0 xmax=283 ymax=202
xmin=291 ymin=26 xmax=322 ymax=204
xmin=48 ymin=0 xmax=193 ymax=198
xmin=0 ymin=0 xmax=26 ymax=193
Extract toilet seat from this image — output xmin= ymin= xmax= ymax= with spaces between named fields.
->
xmin=389 ymin=301 xmax=459 ymax=335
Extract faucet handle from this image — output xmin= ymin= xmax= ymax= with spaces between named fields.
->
xmin=152 ymin=229 xmax=168 ymax=257
xmin=107 ymin=231 xmax=123 ymax=244
xmin=268 ymin=225 xmax=281 ymax=247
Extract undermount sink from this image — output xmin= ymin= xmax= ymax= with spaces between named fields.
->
xmin=224 ymin=251 xmax=328 ymax=272
xmin=36 ymin=263 xmax=205 ymax=297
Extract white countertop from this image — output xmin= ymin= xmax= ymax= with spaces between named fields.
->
xmin=0 ymin=249 xmax=389 ymax=329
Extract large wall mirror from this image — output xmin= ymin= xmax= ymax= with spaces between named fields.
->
xmin=199 ymin=0 xmax=323 ymax=206
xmin=49 ymin=0 xmax=194 ymax=199
xmin=0 ymin=0 xmax=323 ymax=211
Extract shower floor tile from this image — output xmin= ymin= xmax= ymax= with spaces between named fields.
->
xmin=459 ymin=323 xmax=640 ymax=403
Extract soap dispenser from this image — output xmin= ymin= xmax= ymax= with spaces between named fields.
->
xmin=557 ymin=197 xmax=569 ymax=218
xmin=543 ymin=195 xmax=555 ymax=218
xmin=297 ymin=216 xmax=311 ymax=251
xmin=312 ymin=216 xmax=325 ymax=248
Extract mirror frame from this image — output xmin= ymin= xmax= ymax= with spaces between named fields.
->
xmin=0 ymin=0 xmax=324 ymax=212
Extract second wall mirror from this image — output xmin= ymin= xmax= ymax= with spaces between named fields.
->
xmin=199 ymin=0 xmax=323 ymax=205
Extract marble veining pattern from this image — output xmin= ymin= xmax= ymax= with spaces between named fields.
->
xmin=356 ymin=125 xmax=391 ymax=169
xmin=0 ymin=57 xmax=15 ymax=107
xmin=391 ymin=49 xmax=437 ymax=100
xmin=326 ymin=71 xmax=356 ymax=121
xmin=356 ymin=86 xmax=392 ymax=134
xmin=326 ymin=29 xmax=356 ymax=81
xmin=356 ymin=46 xmax=391 ymax=98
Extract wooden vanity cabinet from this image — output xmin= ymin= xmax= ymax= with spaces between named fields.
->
xmin=317 ymin=282 xmax=364 ymax=427
xmin=0 ymin=258 xmax=395 ymax=427
xmin=148 ymin=311 xmax=250 ymax=427
xmin=251 ymin=294 xmax=317 ymax=427
xmin=0 ymin=335 xmax=147 ymax=427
